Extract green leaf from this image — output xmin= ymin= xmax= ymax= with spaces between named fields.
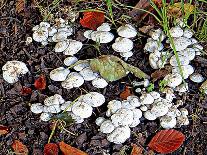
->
xmin=52 ymin=112 xmax=74 ymax=124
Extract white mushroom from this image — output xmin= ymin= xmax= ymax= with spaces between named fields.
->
xmin=82 ymin=92 xmax=105 ymax=107
xmin=54 ymin=41 xmax=69 ymax=53
xmin=129 ymin=109 xmax=142 ymax=127
xmin=52 ymin=31 xmax=68 ymax=42
xmin=175 ymin=83 xmax=189 ymax=93
xmin=73 ymin=63 xmax=89 ymax=71
xmin=50 ymin=67 xmax=70 ymax=81
xmin=160 ymin=115 xmax=177 ymax=129
xmin=64 ymin=56 xmax=78 ymax=66
xmin=163 ymin=73 xmax=182 ymax=88
xmin=107 ymin=126 xmax=131 ymax=144
xmin=71 ymin=101 xmax=93 ymax=118
xmin=33 ymin=27 xmax=48 ymax=42
xmin=163 ymin=87 xmax=175 ymax=102
xmin=149 ymin=28 xmax=165 ymax=41
xmin=111 ymin=109 xmax=134 ymax=127
xmin=176 ymin=115 xmax=189 ymax=127
xmin=149 ymin=91 xmax=160 ymax=100
xmin=171 ymin=37 xmax=191 ymax=51
xmin=43 ymin=104 xmax=61 ymax=113
xmin=39 ymin=22 xmax=50 ymax=28
xmin=40 ymin=113 xmax=52 ymax=121
xmin=151 ymin=101 xmax=169 ymax=117
xmin=194 ymin=43 xmax=203 ymax=52
xmin=92 ymin=77 xmax=108 ymax=88
xmin=83 ymin=30 xmax=94 ymax=39
xmin=44 ymin=94 xmax=65 ymax=106
xmin=144 ymin=39 xmax=164 ymax=53
xmin=30 ymin=103 xmax=44 ymax=114
xmin=127 ymin=96 xmax=141 ymax=108
xmin=60 ymin=101 xmax=73 ymax=111
xmin=48 ymin=27 xmax=57 ymax=36
xmin=58 ymin=25 xmax=73 ymax=36
xmin=180 ymin=48 xmax=196 ymax=61
xmin=183 ymin=28 xmax=193 ymax=38
xmin=61 ymin=72 xmax=84 ymax=89
xmin=26 ymin=36 xmax=33 ymax=45
xmin=63 ymin=40 xmax=83 ymax=55
xmin=132 ymin=79 xmax=150 ymax=87
xmin=2 ymin=61 xmax=29 ymax=83
xmin=112 ymin=37 xmax=133 ymax=53
xmin=180 ymin=108 xmax=188 ymax=116
xmin=140 ymin=105 xmax=148 ymax=111
xmin=172 ymin=65 xmax=194 ymax=79
xmin=144 ymin=111 xmax=157 ymax=120
xmin=140 ymin=93 xmax=154 ymax=105
xmin=91 ymin=31 xmax=114 ymax=43
xmin=97 ymin=23 xmax=111 ymax=32
xmin=170 ymin=55 xmax=190 ymax=66
xmin=106 ymin=100 xmax=122 ymax=117
xmin=191 ymin=38 xmax=198 ymax=44
xmin=95 ymin=117 xmax=106 ymax=126
xmin=190 ymin=73 xmax=205 ymax=83
xmin=169 ymin=26 xmax=184 ymax=38
xmin=70 ymin=112 xmax=84 ymax=123
xmin=100 ymin=120 xmax=115 ymax=134
xmin=117 ymin=24 xmax=137 ymax=38
xmin=79 ymin=67 xmax=97 ymax=81
xmin=120 ymin=51 xmax=133 ymax=58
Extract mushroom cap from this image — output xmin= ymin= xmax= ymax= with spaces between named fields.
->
xmin=91 ymin=31 xmax=114 ymax=43
xmin=149 ymin=28 xmax=165 ymax=41
xmin=121 ymin=100 xmax=135 ymax=109
xmin=140 ymin=105 xmax=148 ymax=111
xmin=112 ymin=37 xmax=133 ymax=53
xmin=50 ymin=67 xmax=70 ymax=81
xmin=190 ymin=73 xmax=205 ymax=83
xmin=64 ymin=56 xmax=78 ymax=66
xmin=60 ymin=101 xmax=72 ymax=111
xmin=107 ymin=100 xmax=122 ymax=116
xmin=44 ymin=94 xmax=65 ymax=106
xmin=117 ymin=24 xmax=137 ymax=38
xmin=180 ymin=48 xmax=196 ymax=61
xmin=92 ymin=77 xmax=108 ymax=88
xmin=194 ymin=44 xmax=203 ymax=51
xmin=149 ymin=51 xmax=161 ymax=69
xmin=191 ymin=38 xmax=198 ymax=44
xmin=180 ymin=108 xmax=188 ymax=116
xmin=170 ymin=55 xmax=190 ymax=66
xmin=144 ymin=111 xmax=157 ymax=120
xmin=2 ymin=61 xmax=29 ymax=83
xmin=169 ymin=26 xmax=184 ymax=38
xmin=166 ymin=106 xmax=181 ymax=117
xmin=55 ymin=41 xmax=69 ymax=53
xmin=144 ymin=40 xmax=164 ymax=53
xmin=183 ymin=28 xmax=193 ymax=38
xmin=127 ymin=96 xmax=141 ymax=108
xmin=97 ymin=23 xmax=111 ymax=32
xmin=40 ymin=113 xmax=52 ymax=121
xmin=61 ymin=72 xmax=84 ymax=89
xmin=43 ymin=104 xmax=61 ymax=113
xmin=48 ymin=27 xmax=57 ymax=36
xmin=73 ymin=63 xmax=89 ymax=71
xmin=32 ymin=25 xmax=40 ymax=31
xmin=120 ymin=51 xmax=133 ymax=58
xmin=58 ymin=26 xmax=73 ymax=36
xmin=31 ymin=103 xmax=44 ymax=114
xmin=70 ymin=112 xmax=85 ymax=123
xmin=71 ymin=101 xmax=93 ymax=118
xmin=83 ymin=30 xmax=94 ymax=39
xmin=172 ymin=65 xmax=194 ymax=79
xmin=95 ymin=117 xmax=106 ymax=126
xmin=175 ymin=83 xmax=189 ymax=93
xmin=52 ymin=31 xmax=68 ymax=42
xmin=171 ymin=37 xmax=191 ymax=51
xmin=33 ymin=28 xmax=49 ymax=42
xmin=100 ymin=120 xmax=115 ymax=134
xmin=164 ymin=73 xmax=182 ymax=88
xmin=107 ymin=126 xmax=131 ymax=144
xmin=149 ymin=91 xmax=160 ymax=100
xmin=140 ymin=93 xmax=154 ymax=105
xmin=111 ymin=108 xmax=134 ymax=127
xmin=63 ymin=40 xmax=83 ymax=55
xmin=160 ymin=115 xmax=177 ymax=129
xmin=82 ymin=92 xmax=105 ymax=107
xmin=129 ymin=108 xmax=142 ymax=127
xmin=54 ymin=18 xmax=68 ymax=28
xmin=151 ymin=101 xmax=169 ymax=117
xmin=39 ymin=22 xmax=50 ymax=28
xmin=79 ymin=67 xmax=97 ymax=81
xmin=176 ymin=115 xmax=189 ymax=127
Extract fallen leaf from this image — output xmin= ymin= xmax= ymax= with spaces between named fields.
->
xmin=12 ymin=140 xmax=29 ymax=155
xmin=139 ymin=25 xmax=154 ymax=34
xmin=44 ymin=143 xmax=59 ymax=155
xmin=21 ymin=86 xmax=32 ymax=95
xmin=34 ymin=74 xmax=46 ymax=90
xmin=16 ymin=0 xmax=25 ymax=13
xmin=120 ymin=86 xmax=132 ymax=100
xmin=80 ymin=11 xmax=105 ymax=30
xmin=0 ymin=125 xmax=9 ymax=135
xmin=130 ymin=144 xmax=143 ymax=155
xmin=59 ymin=141 xmax=88 ymax=155
xmin=151 ymin=69 xmax=170 ymax=82
xmin=148 ymin=129 xmax=185 ymax=154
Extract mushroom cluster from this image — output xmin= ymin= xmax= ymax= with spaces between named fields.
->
xmin=144 ymin=25 xmax=205 ymax=92
xmin=30 ymin=92 xmax=105 ymax=122
xmin=49 ymin=59 xmax=108 ymax=89
xmin=32 ymin=19 xmax=83 ymax=56
xmin=2 ymin=61 xmax=29 ymax=83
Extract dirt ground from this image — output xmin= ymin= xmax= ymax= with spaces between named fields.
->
xmin=0 ymin=0 xmax=207 ymax=155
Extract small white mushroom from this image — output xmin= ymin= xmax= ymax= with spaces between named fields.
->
xmin=111 ymin=109 xmax=134 ymax=127
xmin=83 ymin=30 xmax=94 ymax=39
xmin=106 ymin=100 xmax=122 ymax=117
xmin=171 ymin=37 xmax=191 ymax=51
xmin=58 ymin=25 xmax=73 ymax=36
xmin=40 ymin=113 xmax=52 ymax=121
xmin=129 ymin=109 xmax=142 ymax=127
xmin=150 ymin=91 xmax=160 ymax=100
xmin=163 ymin=87 xmax=175 ymax=102
xmin=33 ymin=28 xmax=49 ymax=42
xmin=193 ymin=44 xmax=203 ymax=51
xmin=190 ymin=73 xmax=204 ymax=83
xmin=149 ymin=28 xmax=165 ymax=41
xmin=50 ymin=67 xmax=70 ymax=81
xmin=140 ymin=93 xmax=154 ymax=105
xmin=176 ymin=115 xmax=189 ymax=127
xmin=52 ymin=31 xmax=68 ymax=42
xmin=97 ymin=23 xmax=111 ymax=32
xmin=64 ymin=56 xmax=78 ymax=66
xmin=112 ymin=37 xmax=133 ymax=53
xmin=55 ymin=41 xmax=69 ymax=53
xmin=180 ymin=108 xmax=188 ymax=116
xmin=144 ymin=39 xmax=164 ymax=53
xmin=180 ymin=48 xmax=196 ymax=61
xmin=151 ymin=101 xmax=169 ymax=117
xmin=100 ymin=120 xmax=115 ymax=134
xmin=170 ymin=55 xmax=190 ymax=66
xmin=169 ymin=26 xmax=184 ymax=38
xmin=2 ymin=61 xmax=29 ymax=83
xmin=144 ymin=111 xmax=157 ymax=120
xmin=140 ymin=105 xmax=148 ymax=111
xmin=183 ymin=28 xmax=193 ymax=38
xmin=54 ymin=18 xmax=68 ymax=28
xmin=48 ymin=27 xmax=57 ymax=36
xmin=44 ymin=94 xmax=65 ymax=106
xmin=91 ymin=31 xmax=114 ymax=43
xmin=132 ymin=79 xmax=150 ymax=87
xmin=148 ymin=51 xmax=161 ymax=69
xmin=44 ymin=104 xmax=61 ymax=113
xmin=117 ymin=24 xmax=137 ymax=38
xmin=172 ymin=65 xmax=194 ymax=79
xmin=92 ymin=77 xmax=108 ymax=88
xmin=107 ymin=126 xmax=131 ymax=144
xmin=60 ymin=101 xmax=72 ymax=111
xmin=39 ymin=22 xmax=50 ymax=28
xmin=73 ymin=63 xmax=89 ymax=71
xmin=82 ymin=92 xmax=105 ymax=107
xmin=191 ymin=38 xmax=198 ymax=44
xmin=63 ymin=40 xmax=83 ymax=55
xmin=79 ymin=67 xmax=97 ymax=81
xmin=163 ymin=73 xmax=182 ymax=88
xmin=127 ymin=96 xmax=141 ymax=108
xmin=71 ymin=101 xmax=93 ymax=118
xmin=30 ymin=103 xmax=44 ymax=114
xmin=26 ymin=36 xmax=33 ymax=45
xmin=175 ymin=83 xmax=189 ymax=93
xmin=95 ymin=117 xmax=106 ymax=126
xmin=160 ymin=115 xmax=177 ymax=129
xmin=120 ymin=51 xmax=133 ymax=58
xmin=70 ymin=112 xmax=84 ymax=123
xmin=61 ymin=72 xmax=84 ymax=89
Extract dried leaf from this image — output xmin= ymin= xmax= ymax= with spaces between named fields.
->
xmin=16 ymin=0 xmax=25 ymax=13
xmin=139 ymin=25 xmax=154 ymax=34
xmin=80 ymin=11 xmax=105 ymax=30
xmin=89 ymin=55 xmax=149 ymax=81
xmin=44 ymin=143 xmax=59 ymax=155
xmin=151 ymin=69 xmax=170 ymax=82
xmin=12 ymin=140 xmax=29 ymax=155
xmin=34 ymin=74 xmax=46 ymax=90
xmin=168 ymin=3 xmax=194 ymax=18
xmin=59 ymin=141 xmax=88 ymax=155
xmin=130 ymin=144 xmax=143 ymax=155
xmin=21 ymin=86 xmax=32 ymax=95
xmin=0 ymin=125 xmax=9 ymax=135
xmin=120 ymin=86 xmax=132 ymax=100
xmin=148 ymin=129 xmax=185 ymax=154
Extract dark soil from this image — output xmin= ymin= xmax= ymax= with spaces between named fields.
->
xmin=0 ymin=0 xmax=207 ymax=155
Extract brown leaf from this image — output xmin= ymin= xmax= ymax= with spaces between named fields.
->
xmin=148 ymin=129 xmax=185 ymax=154
xmin=16 ymin=0 xmax=25 ymax=14
xmin=44 ymin=143 xmax=59 ymax=155
xmin=21 ymin=86 xmax=32 ymax=95
xmin=34 ymin=74 xmax=46 ymax=90
xmin=130 ymin=144 xmax=143 ymax=155
xmin=12 ymin=140 xmax=29 ymax=155
xmin=59 ymin=141 xmax=88 ymax=155
xmin=0 ymin=125 xmax=9 ymax=135
xmin=120 ymin=86 xmax=132 ymax=100
xmin=151 ymin=69 xmax=170 ymax=82
xmin=139 ymin=25 xmax=154 ymax=34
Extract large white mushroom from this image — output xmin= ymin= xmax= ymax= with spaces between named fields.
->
xmin=54 ymin=41 xmax=69 ymax=53
xmin=112 ymin=37 xmax=133 ymax=53
xmin=117 ymin=24 xmax=137 ymax=38
xmin=64 ymin=56 xmax=78 ymax=66
xmin=61 ymin=72 xmax=84 ymax=89
xmin=100 ymin=120 xmax=115 ymax=134
xmin=82 ymin=92 xmax=105 ymax=107
xmin=140 ymin=93 xmax=154 ymax=105
xmin=91 ymin=31 xmax=114 ymax=43
xmin=163 ymin=73 xmax=182 ymax=88
xmin=71 ymin=101 xmax=93 ymax=118
xmin=97 ymin=23 xmax=111 ymax=32
xmin=106 ymin=100 xmax=122 ymax=117
xmin=169 ymin=26 xmax=184 ymax=38
xmin=171 ymin=37 xmax=191 ymax=51
xmin=63 ymin=40 xmax=83 ymax=55
xmin=44 ymin=94 xmax=65 ymax=106
xmin=50 ymin=67 xmax=70 ymax=81
xmin=30 ymin=103 xmax=44 ymax=114
xmin=92 ymin=77 xmax=108 ymax=88
xmin=160 ymin=115 xmax=177 ymax=129
xmin=79 ymin=67 xmax=97 ymax=81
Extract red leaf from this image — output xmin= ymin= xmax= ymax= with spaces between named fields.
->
xmin=44 ymin=143 xmax=59 ymax=155
xmin=21 ymin=86 xmax=32 ymax=95
xmin=120 ymin=86 xmax=132 ymax=100
xmin=80 ymin=11 xmax=105 ymax=30
xmin=12 ymin=140 xmax=29 ymax=155
xmin=0 ymin=125 xmax=9 ymax=135
xmin=148 ymin=129 xmax=185 ymax=154
xmin=34 ymin=75 xmax=46 ymax=90
xmin=59 ymin=141 xmax=88 ymax=155
xmin=130 ymin=144 xmax=143 ymax=155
